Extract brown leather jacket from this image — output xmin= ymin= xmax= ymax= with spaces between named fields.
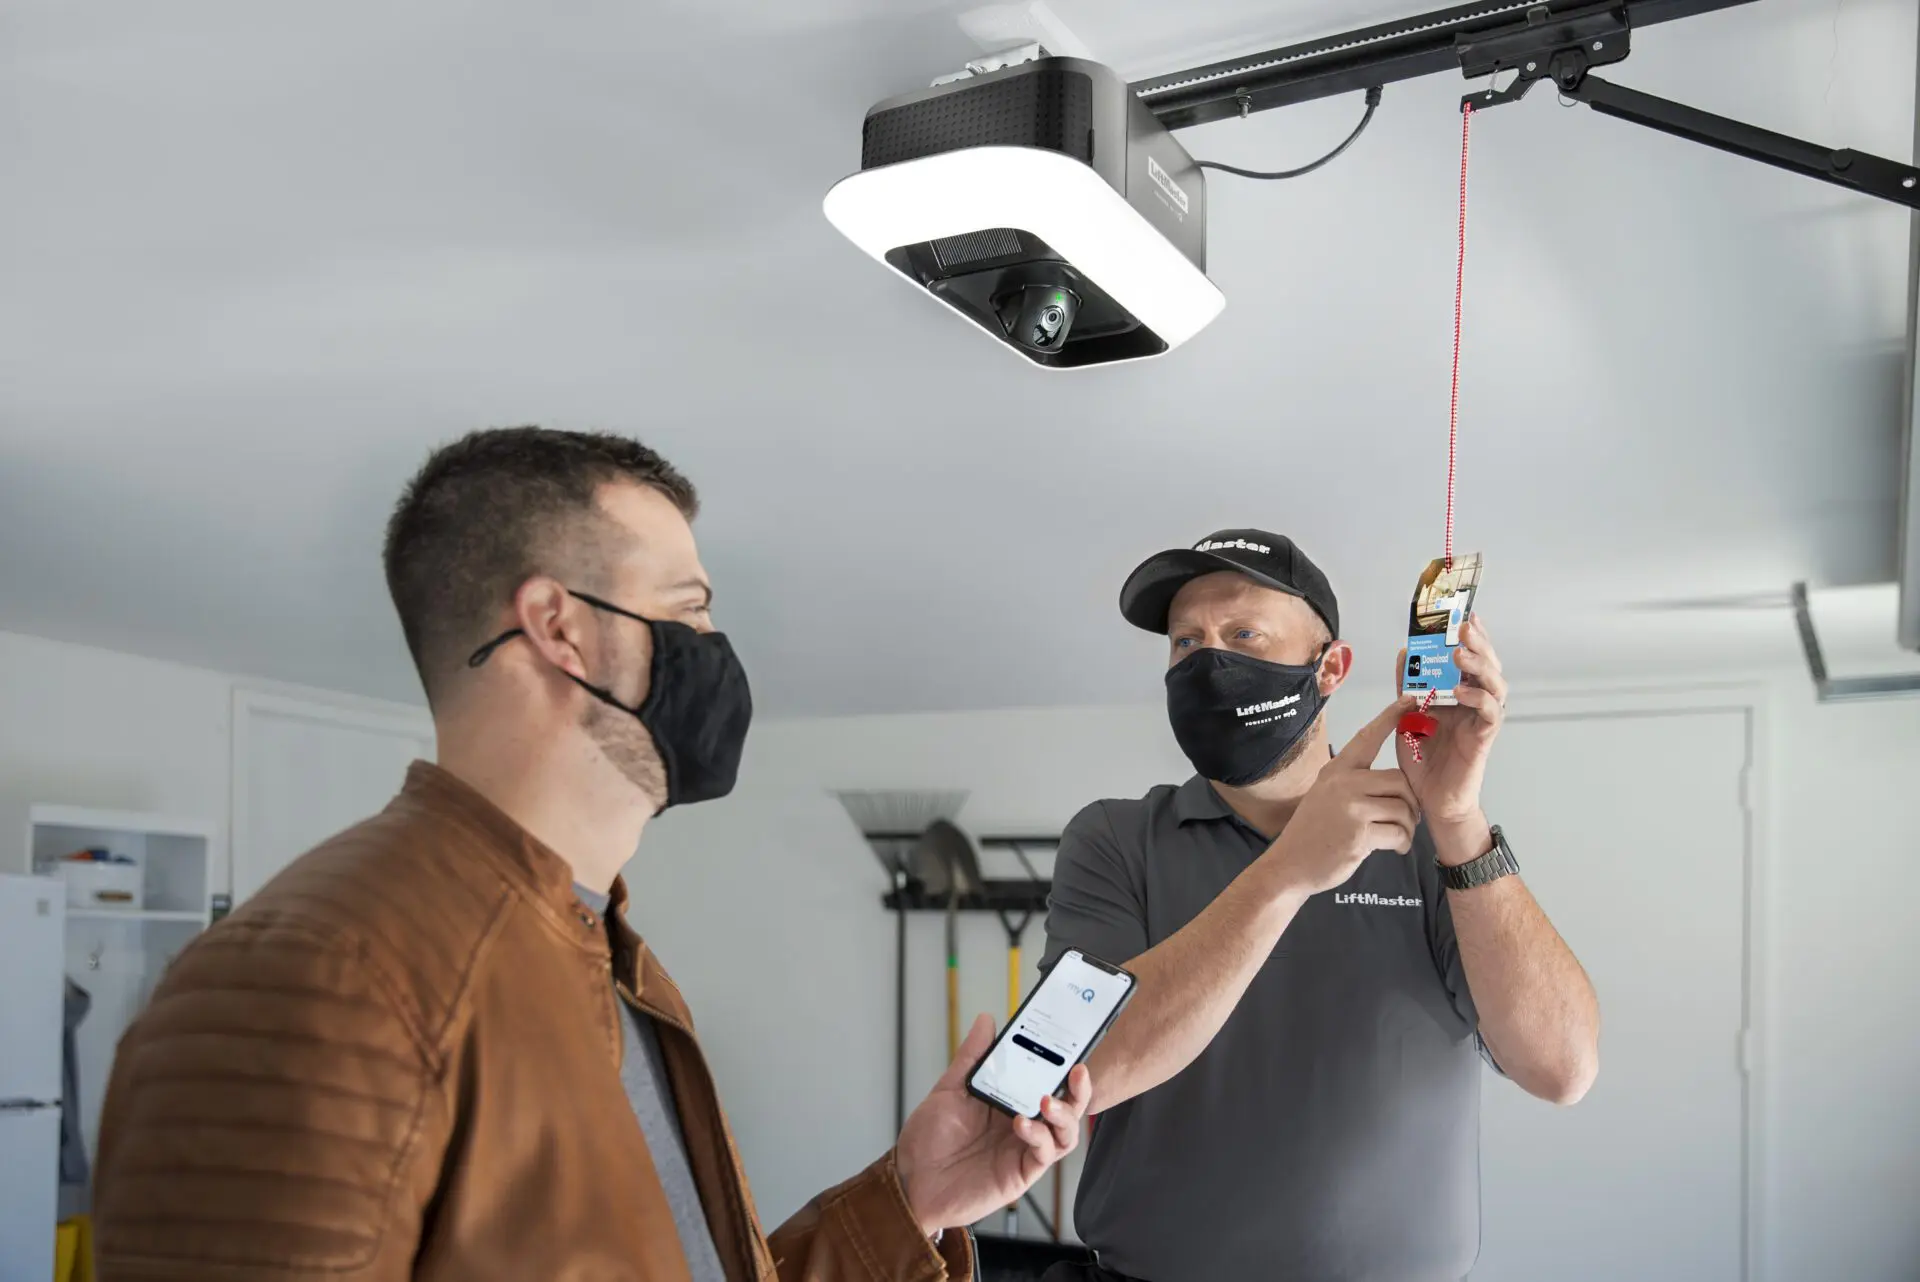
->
xmin=94 ymin=762 xmax=975 ymax=1282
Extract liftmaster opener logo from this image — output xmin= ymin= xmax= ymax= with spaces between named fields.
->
xmin=1148 ymin=155 xmax=1190 ymax=216
xmin=1333 ymin=892 xmax=1421 ymax=908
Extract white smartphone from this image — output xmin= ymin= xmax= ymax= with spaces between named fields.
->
xmin=967 ymin=948 xmax=1135 ymax=1120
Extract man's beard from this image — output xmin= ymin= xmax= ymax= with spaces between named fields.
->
xmin=1255 ymin=708 xmax=1325 ymax=783
xmin=580 ymin=637 xmax=669 ymax=807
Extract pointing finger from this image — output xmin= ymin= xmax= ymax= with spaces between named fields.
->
xmin=1335 ymin=695 xmax=1417 ymax=768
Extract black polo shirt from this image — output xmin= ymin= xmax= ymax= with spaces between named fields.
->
xmin=1041 ymin=776 xmax=1490 ymax=1282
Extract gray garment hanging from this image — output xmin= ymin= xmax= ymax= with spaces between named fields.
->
xmin=60 ymin=979 xmax=90 ymax=1187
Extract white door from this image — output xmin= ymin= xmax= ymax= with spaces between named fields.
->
xmin=0 ymin=876 xmax=65 ymax=1102
xmin=0 ymin=876 xmax=65 ymax=1282
xmin=1471 ymin=706 xmax=1750 ymax=1281
xmin=231 ymin=692 xmax=434 ymax=902
xmin=0 ymin=1108 xmax=60 ymax=1282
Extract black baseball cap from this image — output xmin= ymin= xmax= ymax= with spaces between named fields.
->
xmin=1119 ymin=528 xmax=1340 ymax=638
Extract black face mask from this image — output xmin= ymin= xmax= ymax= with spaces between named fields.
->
xmin=1165 ymin=644 xmax=1330 ymax=787
xmin=468 ymin=590 xmax=753 ymax=809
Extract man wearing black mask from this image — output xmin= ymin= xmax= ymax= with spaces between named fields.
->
xmin=93 ymin=427 xmax=1089 ymax=1281
xmin=1039 ymin=530 xmax=1599 ymax=1282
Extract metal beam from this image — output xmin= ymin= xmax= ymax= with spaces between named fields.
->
xmin=1562 ymin=74 xmax=1920 ymax=208
xmin=1130 ymin=0 xmax=1757 ymax=130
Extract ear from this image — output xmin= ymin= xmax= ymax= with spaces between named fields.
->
xmin=1317 ymin=640 xmax=1355 ymax=698
xmin=511 ymin=577 xmax=592 ymax=681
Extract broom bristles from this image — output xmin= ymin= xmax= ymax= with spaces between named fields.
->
xmin=834 ymin=790 xmax=970 ymax=878
xmin=832 ymin=789 xmax=969 ymax=837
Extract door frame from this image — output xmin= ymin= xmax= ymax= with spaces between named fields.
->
xmin=1503 ymin=677 xmax=1774 ymax=1282
xmin=229 ymin=686 xmax=434 ymax=902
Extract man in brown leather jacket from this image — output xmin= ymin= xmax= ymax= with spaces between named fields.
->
xmin=92 ymin=426 xmax=1089 ymax=1281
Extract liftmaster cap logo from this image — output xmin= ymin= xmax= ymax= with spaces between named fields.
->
xmin=1196 ymin=537 xmax=1271 ymax=555
xmin=1147 ymin=155 xmax=1190 ymax=216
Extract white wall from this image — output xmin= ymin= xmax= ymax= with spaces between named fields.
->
xmin=3 ymin=627 xmax=1915 ymax=1278
xmin=0 ymin=631 xmax=233 ymax=888
xmin=1763 ymin=693 xmax=1920 ymax=1282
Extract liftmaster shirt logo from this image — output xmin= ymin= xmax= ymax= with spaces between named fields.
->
xmin=1333 ymin=892 xmax=1421 ymax=907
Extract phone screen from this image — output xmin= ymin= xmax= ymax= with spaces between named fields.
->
xmin=969 ymin=950 xmax=1134 ymax=1119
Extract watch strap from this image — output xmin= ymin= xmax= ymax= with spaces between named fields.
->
xmin=1442 ymin=825 xmax=1518 ymax=891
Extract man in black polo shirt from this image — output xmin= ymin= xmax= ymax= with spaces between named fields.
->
xmin=1041 ymin=530 xmax=1599 ymax=1282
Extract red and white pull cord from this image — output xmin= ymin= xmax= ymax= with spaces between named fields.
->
xmin=1401 ymin=103 xmax=1471 ymax=762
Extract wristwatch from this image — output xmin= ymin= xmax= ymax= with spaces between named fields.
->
xmin=1441 ymin=825 xmax=1519 ymax=891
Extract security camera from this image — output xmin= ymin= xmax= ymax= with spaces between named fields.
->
xmin=823 ymin=56 xmax=1224 ymax=370
xmin=999 ymin=280 xmax=1081 ymax=352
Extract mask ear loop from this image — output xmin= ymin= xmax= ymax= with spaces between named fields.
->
xmin=467 ymin=629 xmax=523 ymax=668
xmin=1400 ymin=101 xmax=1472 ymax=765
xmin=467 ymin=595 xmax=679 ymax=813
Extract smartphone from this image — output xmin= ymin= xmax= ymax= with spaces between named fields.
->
xmin=1400 ymin=552 xmax=1484 ymax=706
xmin=967 ymin=949 xmax=1135 ymax=1120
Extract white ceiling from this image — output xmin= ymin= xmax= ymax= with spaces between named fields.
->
xmin=1 ymin=0 xmax=1914 ymax=717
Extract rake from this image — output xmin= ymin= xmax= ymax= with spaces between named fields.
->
xmin=834 ymin=790 xmax=969 ymax=1130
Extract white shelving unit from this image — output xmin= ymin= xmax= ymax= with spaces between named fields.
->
xmin=25 ymin=805 xmax=217 ymax=1174
xmin=65 ymin=908 xmax=207 ymax=924
xmin=28 ymin=805 xmax=215 ymax=921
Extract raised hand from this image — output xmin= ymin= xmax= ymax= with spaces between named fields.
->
xmin=1264 ymin=695 xmax=1421 ymax=894
xmin=1395 ymin=615 xmax=1506 ymax=824
xmin=895 ymin=1014 xmax=1092 ymax=1236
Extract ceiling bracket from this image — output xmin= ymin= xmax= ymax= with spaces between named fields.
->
xmin=932 ymin=41 xmax=1054 ymax=88
xmin=1791 ymin=583 xmax=1920 ymax=703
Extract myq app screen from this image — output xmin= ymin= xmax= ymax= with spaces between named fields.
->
xmin=973 ymin=952 xmax=1129 ymax=1117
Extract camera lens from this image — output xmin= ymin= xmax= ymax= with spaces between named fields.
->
xmin=996 ymin=283 xmax=1081 ymax=353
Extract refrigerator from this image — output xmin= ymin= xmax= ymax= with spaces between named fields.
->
xmin=0 ymin=874 xmax=66 ymax=1282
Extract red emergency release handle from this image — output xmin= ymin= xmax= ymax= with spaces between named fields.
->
xmin=1399 ymin=709 xmax=1440 ymax=740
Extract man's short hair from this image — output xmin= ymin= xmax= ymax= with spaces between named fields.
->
xmin=383 ymin=426 xmax=697 ymax=705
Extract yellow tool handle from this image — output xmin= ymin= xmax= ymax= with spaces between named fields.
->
xmin=1007 ymin=945 xmax=1022 ymax=1019
xmin=946 ymin=960 xmax=960 ymax=1060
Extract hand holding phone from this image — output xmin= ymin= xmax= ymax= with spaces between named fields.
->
xmin=968 ymin=949 xmax=1134 ymax=1120
xmin=896 ymin=1011 xmax=1094 ymax=1236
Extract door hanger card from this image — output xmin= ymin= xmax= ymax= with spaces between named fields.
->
xmin=1400 ymin=552 xmax=1483 ymax=706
